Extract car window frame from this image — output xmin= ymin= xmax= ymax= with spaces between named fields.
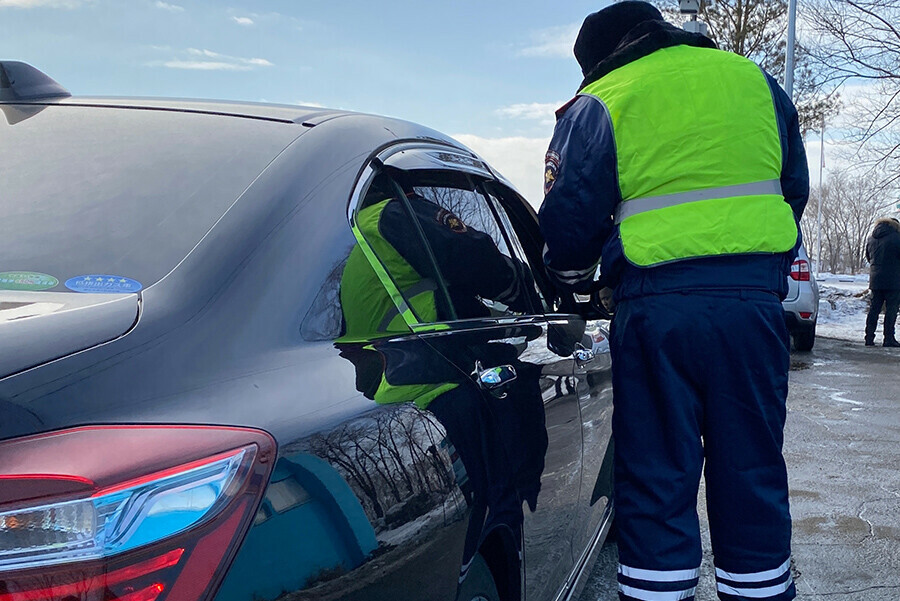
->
xmin=347 ymin=141 xmax=551 ymax=332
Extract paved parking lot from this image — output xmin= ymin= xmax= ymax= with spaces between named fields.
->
xmin=579 ymin=337 xmax=900 ymax=600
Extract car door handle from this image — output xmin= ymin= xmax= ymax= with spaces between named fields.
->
xmin=472 ymin=360 xmax=517 ymax=398
xmin=573 ymin=343 xmax=595 ymax=366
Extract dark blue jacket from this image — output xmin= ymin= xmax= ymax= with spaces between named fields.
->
xmin=866 ymin=218 xmax=900 ymax=290
xmin=539 ymin=22 xmax=809 ymax=302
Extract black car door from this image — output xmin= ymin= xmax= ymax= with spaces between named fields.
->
xmin=351 ymin=145 xmax=586 ymax=601
xmin=480 ymin=180 xmax=615 ymax=589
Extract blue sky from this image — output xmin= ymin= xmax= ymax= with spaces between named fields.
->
xmin=2 ymin=0 xmax=830 ymax=203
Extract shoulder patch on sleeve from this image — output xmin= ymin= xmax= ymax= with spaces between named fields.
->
xmin=435 ymin=208 xmax=468 ymax=233
xmin=544 ymin=150 xmax=561 ymax=196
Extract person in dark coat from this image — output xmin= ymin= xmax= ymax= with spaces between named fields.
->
xmin=865 ymin=217 xmax=900 ymax=347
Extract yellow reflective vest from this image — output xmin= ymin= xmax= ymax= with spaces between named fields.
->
xmin=580 ymin=45 xmax=798 ymax=267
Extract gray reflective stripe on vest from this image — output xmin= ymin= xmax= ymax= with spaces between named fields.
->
xmin=614 ymin=179 xmax=783 ymax=224
xmin=377 ymin=279 xmax=439 ymax=332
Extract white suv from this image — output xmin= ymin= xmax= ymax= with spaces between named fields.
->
xmin=783 ymin=245 xmax=819 ymax=351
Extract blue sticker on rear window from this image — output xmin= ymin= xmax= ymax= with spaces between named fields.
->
xmin=65 ymin=275 xmax=142 ymax=294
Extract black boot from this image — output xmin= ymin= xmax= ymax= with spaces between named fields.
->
xmin=865 ymin=338 xmax=875 ymax=346
xmin=884 ymin=339 xmax=900 ymax=348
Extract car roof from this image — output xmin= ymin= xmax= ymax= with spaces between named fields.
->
xmin=0 ymin=61 xmax=352 ymax=128
xmin=41 ymin=96 xmax=352 ymax=126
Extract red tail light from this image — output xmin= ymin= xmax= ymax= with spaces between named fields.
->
xmin=790 ymin=260 xmax=810 ymax=281
xmin=0 ymin=426 xmax=276 ymax=601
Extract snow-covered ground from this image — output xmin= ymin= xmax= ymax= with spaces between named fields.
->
xmin=814 ymin=273 xmax=870 ymax=343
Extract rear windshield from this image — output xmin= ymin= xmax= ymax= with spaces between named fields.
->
xmin=0 ymin=104 xmax=301 ymax=293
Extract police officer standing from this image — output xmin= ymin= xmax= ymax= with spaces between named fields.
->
xmin=539 ymin=3 xmax=808 ymax=600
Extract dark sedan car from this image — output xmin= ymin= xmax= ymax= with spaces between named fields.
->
xmin=0 ymin=62 xmax=614 ymax=601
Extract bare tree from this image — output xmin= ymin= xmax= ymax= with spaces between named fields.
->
xmin=801 ymin=169 xmax=896 ymax=273
xmin=804 ymin=0 xmax=900 ymax=185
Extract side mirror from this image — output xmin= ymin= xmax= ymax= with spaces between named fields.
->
xmin=573 ymin=289 xmax=614 ymax=321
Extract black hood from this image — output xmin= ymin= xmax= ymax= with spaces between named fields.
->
xmin=578 ymin=18 xmax=717 ymax=91
xmin=873 ymin=218 xmax=900 ymax=239
xmin=574 ymin=2 xmax=666 ymax=75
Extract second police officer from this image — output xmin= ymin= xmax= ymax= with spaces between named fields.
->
xmin=539 ymin=3 xmax=809 ymax=601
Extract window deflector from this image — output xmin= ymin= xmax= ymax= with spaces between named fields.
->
xmin=381 ymin=146 xmax=493 ymax=179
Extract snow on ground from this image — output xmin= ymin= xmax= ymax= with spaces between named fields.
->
xmin=814 ymin=273 xmax=870 ymax=343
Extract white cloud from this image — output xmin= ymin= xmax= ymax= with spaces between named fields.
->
xmin=161 ymin=61 xmax=249 ymax=71
xmin=0 ymin=0 xmax=87 ymax=7
xmin=187 ymin=48 xmax=222 ymax=58
xmin=496 ymin=101 xmax=565 ymax=126
xmin=453 ymin=134 xmax=551 ymax=208
xmin=185 ymin=49 xmax=273 ymax=67
xmin=154 ymin=1 xmax=183 ymax=12
xmin=231 ymin=16 xmax=253 ymax=26
xmin=296 ymin=100 xmax=325 ymax=108
xmin=150 ymin=48 xmax=274 ymax=71
xmin=518 ymin=23 xmax=579 ymax=58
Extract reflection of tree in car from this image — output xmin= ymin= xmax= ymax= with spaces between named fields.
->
xmin=305 ymin=407 xmax=460 ymax=523
xmin=413 ymin=185 xmax=505 ymax=245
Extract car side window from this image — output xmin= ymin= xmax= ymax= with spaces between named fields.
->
xmin=480 ymin=188 xmax=552 ymax=313
xmin=352 ymin=166 xmax=541 ymax=326
xmin=393 ymin=169 xmax=542 ymax=321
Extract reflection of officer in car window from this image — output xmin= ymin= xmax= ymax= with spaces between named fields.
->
xmin=360 ymin=173 xmax=537 ymax=322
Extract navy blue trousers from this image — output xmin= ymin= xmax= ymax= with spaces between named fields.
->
xmin=610 ymin=291 xmax=795 ymax=601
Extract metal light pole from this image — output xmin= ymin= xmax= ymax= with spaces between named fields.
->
xmin=785 ymin=0 xmax=798 ymax=98
xmin=817 ymin=113 xmax=825 ymax=276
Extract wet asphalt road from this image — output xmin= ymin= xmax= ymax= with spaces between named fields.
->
xmin=578 ymin=336 xmax=900 ymax=601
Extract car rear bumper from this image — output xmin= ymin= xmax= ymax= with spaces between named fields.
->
xmin=784 ymin=310 xmax=816 ymax=331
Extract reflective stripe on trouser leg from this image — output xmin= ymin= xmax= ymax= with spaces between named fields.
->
xmin=618 ymin=564 xmax=699 ymax=600
xmin=715 ymin=557 xmax=795 ymax=599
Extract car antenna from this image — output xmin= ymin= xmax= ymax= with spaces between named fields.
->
xmin=0 ymin=61 xmax=71 ymax=103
